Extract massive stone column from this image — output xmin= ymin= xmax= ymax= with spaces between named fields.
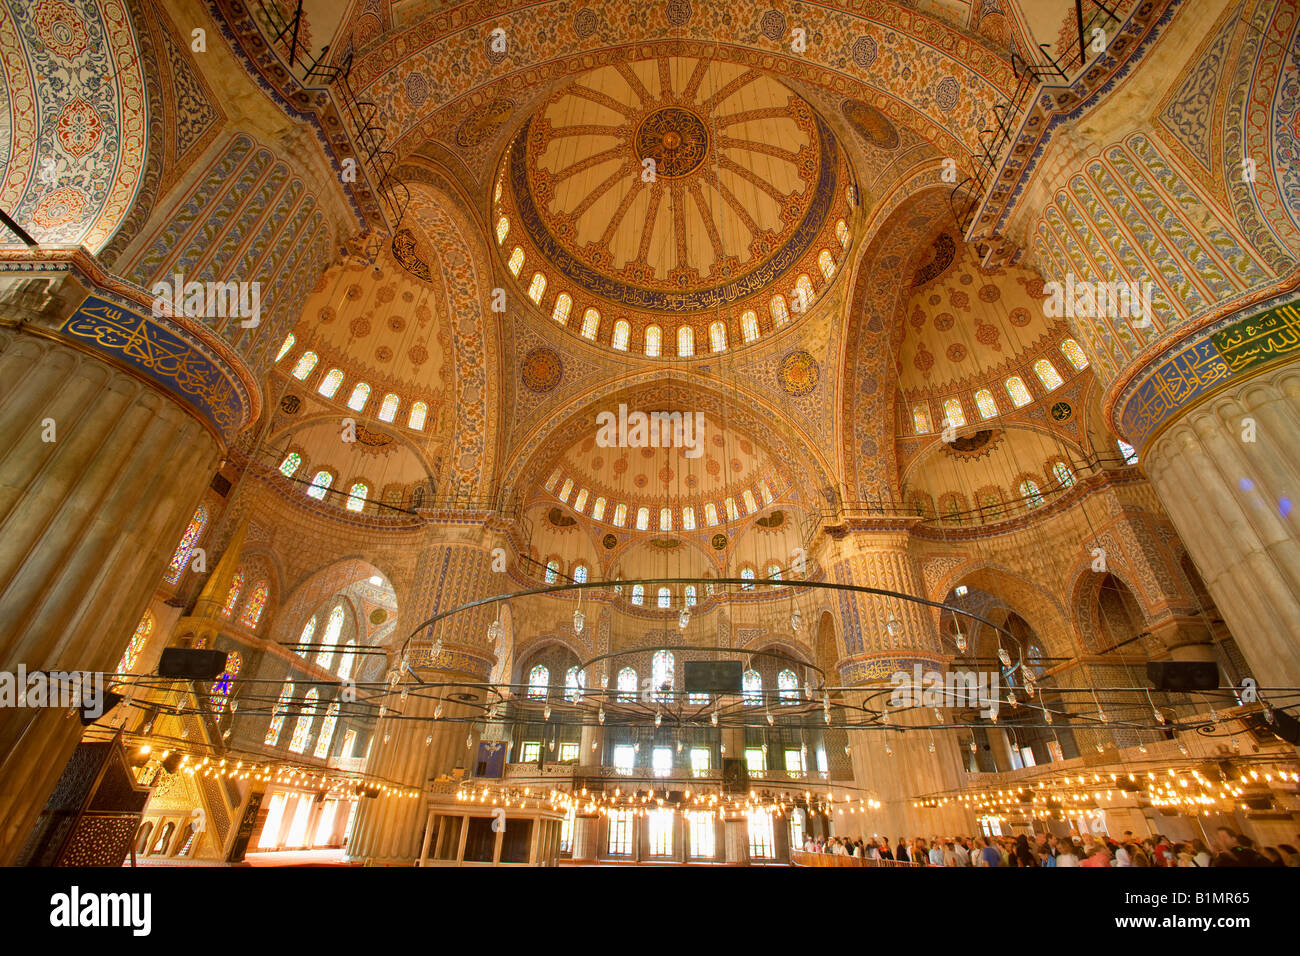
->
xmin=0 ymin=264 xmax=255 ymax=865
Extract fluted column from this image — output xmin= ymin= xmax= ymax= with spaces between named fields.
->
xmin=1142 ymin=363 xmax=1300 ymax=690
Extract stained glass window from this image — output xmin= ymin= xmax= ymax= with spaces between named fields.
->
xmin=265 ymin=682 xmax=294 ymax=745
xmin=1019 ymin=479 xmax=1044 ymax=508
xmin=818 ymin=250 xmax=835 ymax=281
xmin=527 ymin=272 xmax=547 ymax=303
xmin=1005 ymin=376 xmax=1032 ymax=407
xmin=117 ymin=612 xmax=153 ymax=673
xmin=741 ymin=311 xmax=759 ymax=343
xmin=612 ymin=320 xmax=630 ymax=351
xmin=289 ymin=688 xmax=319 ymax=753
xmin=347 ymin=382 xmax=370 ymax=411
xmin=636 ymin=507 xmax=650 ymax=530
xmin=528 ymin=664 xmax=549 ymax=699
xmin=645 ymin=325 xmax=662 ymax=357
xmin=313 ymin=702 xmax=340 ymax=758
xmin=378 ymin=393 xmax=399 ymax=422
xmin=677 ymin=326 xmax=695 ymax=357
xmin=1034 ymin=359 xmax=1064 ymax=390
xmin=316 ymin=605 xmax=344 ymax=669
xmin=346 ymin=482 xmax=367 ymax=511
xmin=239 ymin=579 xmax=268 ymax=629
xmin=573 ymin=488 xmax=588 ymax=512
xmin=704 ymin=503 xmax=719 ymax=526
xmin=943 ymin=397 xmax=967 ymax=429
xmin=336 ymin=640 xmax=356 ymax=680
xmin=222 ymin=567 xmax=244 ymax=617
xmin=565 ymin=666 xmax=584 ymax=702
xmin=741 ymin=567 xmax=755 ymax=590
xmin=660 ymin=507 xmax=672 ymax=531
xmin=617 ymin=667 xmax=638 ymax=702
xmin=165 ymin=505 xmax=209 ymax=585
xmin=1052 ymin=461 xmax=1075 ymax=488
xmin=913 ymin=405 xmax=932 ymax=434
xmin=573 ymin=563 xmax=588 ymax=583
xmin=558 ymin=478 xmax=573 ymax=502
xmin=778 ymin=669 xmax=798 ymax=703
xmin=318 ymin=368 xmax=343 ymax=398
xmin=1060 ymin=338 xmax=1089 ymax=370
xmin=682 ymin=506 xmax=696 ymax=530
xmin=793 ymin=274 xmax=815 ymax=312
xmin=685 ymin=584 xmax=697 ymax=606
xmin=409 ymin=402 xmax=427 ymax=430
xmin=276 ymin=333 xmax=295 ymax=362
xmin=836 ymin=219 xmax=850 ymax=248
xmin=657 ymin=586 xmax=671 ymax=609
xmin=581 ymin=308 xmax=600 ymax=339
xmin=508 ymin=246 xmax=524 ymax=276
xmin=758 ymin=479 xmax=774 ymax=505
xmin=974 ymin=389 xmax=998 ymax=419
xmin=307 ymin=471 xmax=333 ymax=500
xmin=209 ymin=651 xmax=240 ymax=715
xmin=291 ymin=351 xmax=317 ymax=379
xmin=743 ymin=668 xmax=762 ymax=705
xmin=631 ymin=585 xmax=644 ymax=606
xmin=766 ymin=563 xmax=782 ymax=580
xmin=1118 ymin=439 xmax=1139 ymax=464
xmin=613 ymin=503 xmax=627 ymax=527
xmin=591 ymin=497 xmax=606 ymax=521
xmin=742 ymin=489 xmax=758 ymax=513
xmin=297 ymin=618 xmax=315 ymax=657
xmin=544 ymin=559 xmax=560 ymax=584
xmin=709 ymin=321 xmax=727 ymax=352
xmin=545 ymin=468 xmax=561 ymax=491
xmin=652 ymin=650 xmax=674 ymax=701
xmin=725 ymin=497 xmax=739 ymax=521
xmin=279 ymin=452 xmax=302 ymax=476
xmin=495 ymin=216 xmax=509 ymax=244
xmin=770 ymin=295 xmax=789 ymax=326
xmin=551 ymin=293 xmax=572 ymax=325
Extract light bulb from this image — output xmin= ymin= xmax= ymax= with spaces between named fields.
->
xmin=487 ymin=620 xmax=501 ymax=641
xmin=761 ymin=743 xmax=768 ymax=755
xmin=969 ymin=740 xmax=977 ymax=753
xmin=884 ymin=743 xmax=893 ymax=756
xmin=1044 ymin=710 xmax=1053 ymax=724
xmin=591 ymin=739 xmax=598 ymax=750
xmin=543 ymin=704 xmax=551 ymax=721
xmin=844 ymin=744 xmax=851 ymax=756
xmin=383 ymin=733 xmax=390 ymax=744
xmin=955 ymin=631 xmax=967 ymax=653
xmin=676 ymin=740 xmax=683 ymax=753
xmin=654 ymin=711 xmax=662 ymax=728
xmin=997 ymin=647 xmax=1011 ymax=667
xmin=885 ymin=615 xmax=901 ymax=636
xmin=466 ymin=734 xmax=473 ymax=749
xmin=679 ymin=607 xmax=690 ymax=629
xmin=1007 ymin=692 xmax=1018 ymax=708
xmin=790 ymin=608 xmax=802 ymax=633
xmin=928 ymin=739 xmax=936 ymax=753
xmin=1154 ymin=707 xmax=1166 ymax=724
xmin=824 ymin=710 xmax=831 ymax=725
xmin=434 ymin=703 xmax=444 ymax=719
xmin=766 ymin=713 xmax=774 ymax=727
xmin=573 ymin=609 xmax=585 ymax=634
xmin=425 ymin=734 xmax=433 ymax=745
xmin=598 ymin=708 xmax=606 ymax=725
xmin=711 ymin=710 xmax=718 ymax=727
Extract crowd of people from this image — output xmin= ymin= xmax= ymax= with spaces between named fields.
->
xmin=801 ymin=826 xmax=1300 ymax=867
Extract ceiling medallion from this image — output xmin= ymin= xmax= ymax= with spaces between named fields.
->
xmin=778 ymin=350 xmax=820 ymax=396
xmin=1051 ymin=401 xmax=1073 ymax=422
xmin=602 ymin=533 xmax=618 ymax=549
xmin=711 ymin=533 xmax=728 ymax=550
xmin=944 ymin=428 xmax=1003 ymax=460
xmin=521 ymin=347 xmax=563 ymax=392
xmin=635 ymin=107 xmax=709 ymax=178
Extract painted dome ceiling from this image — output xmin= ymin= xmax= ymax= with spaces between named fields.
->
xmin=493 ymin=56 xmax=855 ymax=354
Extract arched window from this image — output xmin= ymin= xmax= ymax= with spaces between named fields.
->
xmin=378 ymin=393 xmax=400 ymax=422
xmin=544 ymin=559 xmax=560 ymax=584
xmin=617 ymin=667 xmax=638 ymax=702
xmin=291 ymin=351 xmax=318 ymax=379
xmin=974 ymin=389 xmax=998 ymax=419
xmin=725 ymin=497 xmax=740 ymax=521
xmin=165 ymin=505 xmax=209 ymax=585
xmin=336 ymin=640 xmax=356 ymax=680
xmin=818 ymin=249 xmax=835 ymax=281
xmin=1033 ymin=359 xmax=1063 ymax=390
xmin=778 ymin=669 xmax=798 ymax=703
xmin=347 ymin=382 xmax=370 ymax=411
xmin=765 ymin=563 xmax=782 ymax=580
xmin=758 ymin=480 xmax=774 ymax=505
xmin=677 ymin=326 xmax=694 ymax=357
xmin=1005 ymin=376 xmax=1032 ymax=407
xmin=591 ymin=497 xmax=606 ymax=521
xmin=659 ymin=507 xmax=672 ymax=531
xmin=279 ymin=452 xmax=302 ymax=477
xmin=313 ymin=702 xmax=340 ymax=758
xmin=507 ymin=247 xmax=524 ymax=276
xmin=318 ymin=368 xmax=344 ymax=398
xmin=682 ymin=506 xmax=696 ymax=530
xmin=297 ymin=618 xmax=315 ymax=657
xmin=613 ymin=503 xmax=628 ymax=527
xmin=847 ymin=184 xmax=858 ymax=206
xmin=835 ymin=219 xmax=850 ymax=248
xmin=1117 ymin=439 xmax=1139 ymax=464
xmin=657 ymin=586 xmax=671 ymax=609
xmin=565 ymin=666 xmax=584 ymax=703
xmin=117 ymin=612 xmax=153 ymax=673
xmin=265 ymin=681 xmax=294 ymax=745
xmin=685 ymin=584 xmax=697 ymax=606
xmin=581 ymin=308 xmax=600 ymax=339
xmin=793 ymin=274 xmax=815 ymax=312
xmin=704 ymin=503 xmax=719 ymax=526
xmin=741 ymin=311 xmax=759 ymax=343
xmin=742 ymin=668 xmax=762 ymax=705
xmin=545 ymin=468 xmax=561 ymax=491
xmin=222 ymin=567 xmax=244 ymax=618
xmin=645 ymin=325 xmax=662 ymax=357
xmin=346 ymin=482 xmax=367 ymax=511
xmin=306 ymin=471 xmax=333 ymax=500
xmin=289 ymin=688 xmax=319 ymax=753
xmin=408 ymin=402 xmax=428 ymax=430
xmin=527 ymin=272 xmax=547 ymax=304
xmin=912 ymin=405 xmax=932 ymax=434
xmin=527 ymin=664 xmax=549 ymax=699
xmin=631 ymin=584 xmax=645 ymax=606
xmin=316 ymin=605 xmax=344 ymax=669
xmin=573 ymin=488 xmax=589 ymax=512
xmin=636 ymin=507 xmax=650 ymax=531
xmin=709 ymin=321 xmax=727 ymax=352
xmin=552 ymin=293 xmax=572 ymax=326
xmin=652 ymin=650 xmax=674 ymax=701
xmin=1019 ymin=479 xmax=1044 ymax=509
xmin=740 ymin=567 xmax=755 ymax=590
xmin=770 ymin=295 xmax=789 ymax=326
xmin=573 ymin=563 xmax=588 ymax=583
xmin=1052 ymin=461 xmax=1075 ymax=488
xmin=210 ymin=651 xmax=241 ymax=716
xmin=1060 ymin=338 xmax=1089 ymax=370
xmin=558 ymin=478 xmax=573 ymax=502
xmin=742 ymin=489 xmax=758 ymax=514
xmin=943 ymin=397 xmax=966 ymax=428
xmin=239 ymin=579 xmax=269 ymax=629
xmin=276 ymin=333 xmax=295 ymax=362
xmin=612 ymin=320 xmax=630 ymax=351
xmin=495 ymin=216 xmax=509 ymax=244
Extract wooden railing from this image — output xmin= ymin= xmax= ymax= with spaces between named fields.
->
xmin=790 ymin=850 xmax=923 ymax=867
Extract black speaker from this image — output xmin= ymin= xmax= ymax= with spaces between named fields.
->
xmin=157 ymin=648 xmax=229 ymax=680
xmin=78 ymin=690 xmax=124 ymax=725
xmin=1244 ymin=709 xmax=1300 ymax=745
xmin=1147 ymin=660 xmax=1219 ymax=691
xmin=684 ymin=660 xmax=743 ymax=694
xmin=160 ymin=752 xmax=183 ymax=774
xmin=722 ymin=758 xmax=748 ymax=794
